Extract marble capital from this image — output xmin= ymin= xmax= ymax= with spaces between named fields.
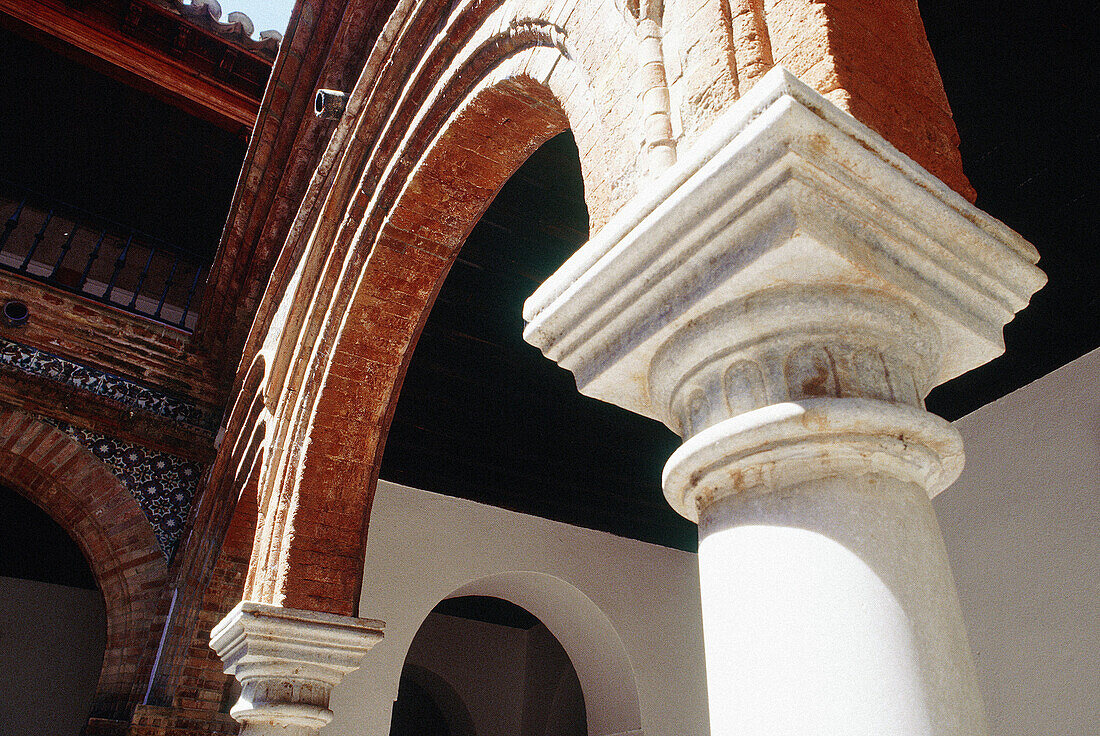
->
xmin=210 ymin=601 xmax=384 ymax=734
xmin=523 ymin=65 xmax=1045 ymax=518
xmin=523 ymin=65 xmax=1045 ymax=428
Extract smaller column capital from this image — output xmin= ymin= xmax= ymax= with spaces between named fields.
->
xmin=210 ymin=601 xmax=384 ymax=734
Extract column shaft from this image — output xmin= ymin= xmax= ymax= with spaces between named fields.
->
xmin=698 ymin=473 xmax=984 ymax=735
xmin=522 ymin=66 xmax=1044 ymax=736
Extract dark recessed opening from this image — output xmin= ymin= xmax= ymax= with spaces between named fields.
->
xmin=2 ymin=300 xmax=28 ymax=327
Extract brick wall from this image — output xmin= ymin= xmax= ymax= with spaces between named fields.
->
xmin=171 ymin=487 xmax=255 ymax=717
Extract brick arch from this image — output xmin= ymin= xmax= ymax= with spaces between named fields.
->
xmin=141 ymin=355 xmax=269 ymax=707
xmin=0 ymin=409 xmax=167 ymax=721
xmin=252 ymin=69 xmax=580 ymax=615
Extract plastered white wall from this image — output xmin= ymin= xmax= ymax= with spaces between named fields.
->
xmin=934 ymin=347 xmax=1100 ymax=735
xmin=0 ymin=576 xmax=105 ymax=736
xmin=327 ymin=481 xmax=709 ymax=736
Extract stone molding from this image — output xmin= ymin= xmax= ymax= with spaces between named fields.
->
xmin=210 ymin=602 xmax=384 ymax=732
xmin=662 ymin=397 xmax=963 ymax=521
xmin=523 ymin=65 xmax=1045 ymax=425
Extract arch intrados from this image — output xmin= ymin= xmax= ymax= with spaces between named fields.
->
xmin=0 ymin=411 xmax=167 ymax=719
xmin=262 ymin=4 xmax=597 ymax=418
xmin=442 ymin=573 xmax=642 ymax=736
xmin=271 ymin=76 xmax=572 ymax=608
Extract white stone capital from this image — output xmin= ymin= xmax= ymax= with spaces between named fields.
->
xmin=210 ymin=601 xmax=384 ymax=735
xmin=523 ymin=65 xmax=1045 ymax=435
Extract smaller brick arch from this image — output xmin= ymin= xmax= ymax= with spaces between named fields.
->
xmin=0 ymin=409 xmax=168 ymax=721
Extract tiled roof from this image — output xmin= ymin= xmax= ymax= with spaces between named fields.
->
xmin=156 ymin=0 xmax=282 ymax=57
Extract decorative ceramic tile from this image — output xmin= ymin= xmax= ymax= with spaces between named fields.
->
xmin=0 ymin=337 xmax=216 ymax=433
xmin=43 ymin=417 xmax=205 ymax=558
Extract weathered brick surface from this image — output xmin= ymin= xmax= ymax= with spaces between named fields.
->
xmin=128 ymin=705 xmax=239 ymax=736
xmin=167 ymin=488 xmax=255 ymax=720
xmin=0 ymin=409 xmax=167 ymax=723
xmin=197 ymin=0 xmax=400 ymax=375
xmin=0 ymin=277 xmax=222 ymax=405
xmin=758 ymin=0 xmax=973 ymax=198
xmin=136 ymin=363 xmax=267 ymax=722
xmin=0 ymin=2 xmax=993 ymax=733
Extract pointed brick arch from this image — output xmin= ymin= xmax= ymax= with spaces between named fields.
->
xmin=0 ymin=409 xmax=167 ymax=722
xmin=249 ymin=70 xmax=576 ymax=616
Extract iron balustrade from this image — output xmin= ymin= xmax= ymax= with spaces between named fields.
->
xmin=0 ymin=181 xmax=208 ymax=330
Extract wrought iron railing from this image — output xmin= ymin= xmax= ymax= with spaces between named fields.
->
xmin=0 ymin=181 xmax=208 ymax=330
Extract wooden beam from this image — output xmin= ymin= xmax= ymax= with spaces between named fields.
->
xmin=0 ymin=0 xmax=260 ymax=129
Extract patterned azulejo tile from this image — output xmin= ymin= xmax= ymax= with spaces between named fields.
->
xmin=43 ymin=417 xmax=205 ymax=559
xmin=0 ymin=337 xmax=217 ymax=433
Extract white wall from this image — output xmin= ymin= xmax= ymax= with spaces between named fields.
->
xmin=0 ymin=576 xmax=106 ymax=736
xmin=934 ymin=347 xmax=1100 ymax=736
xmin=328 ymin=481 xmax=709 ymax=736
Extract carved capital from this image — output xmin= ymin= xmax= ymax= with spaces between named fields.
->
xmin=523 ymin=65 xmax=1044 ymax=520
xmin=523 ymin=66 xmax=1044 ymax=426
xmin=210 ymin=602 xmax=384 ymax=734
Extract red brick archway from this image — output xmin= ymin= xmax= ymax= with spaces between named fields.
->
xmin=0 ymin=409 xmax=167 ymax=722
xmin=246 ymin=45 xmax=591 ymax=613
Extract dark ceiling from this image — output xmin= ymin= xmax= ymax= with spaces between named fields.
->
xmin=919 ymin=1 xmax=1098 ymax=418
xmin=379 ymin=133 xmax=694 ymax=550
xmin=0 ymin=25 xmax=246 ymax=262
xmin=381 ymin=3 xmax=1097 ymax=552
xmin=1 ymin=484 xmax=97 ymax=590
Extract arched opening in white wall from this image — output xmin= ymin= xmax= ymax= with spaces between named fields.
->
xmin=446 ymin=573 xmax=643 ymax=736
xmin=338 ymin=483 xmax=704 ymax=736
xmin=0 ymin=484 xmax=106 ymax=736
xmin=390 ymin=595 xmax=585 ymax=736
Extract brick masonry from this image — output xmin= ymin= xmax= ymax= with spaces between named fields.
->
xmin=0 ymin=1 xmax=982 ymax=732
xmin=44 ymin=417 xmax=204 ymax=556
xmin=0 ymin=408 xmax=167 ymax=721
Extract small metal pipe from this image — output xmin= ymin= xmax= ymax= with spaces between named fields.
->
xmin=314 ymin=89 xmax=348 ymax=120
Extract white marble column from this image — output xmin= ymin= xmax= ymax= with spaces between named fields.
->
xmin=523 ymin=66 xmax=1045 ymax=736
xmin=210 ymin=602 xmax=384 ymax=736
